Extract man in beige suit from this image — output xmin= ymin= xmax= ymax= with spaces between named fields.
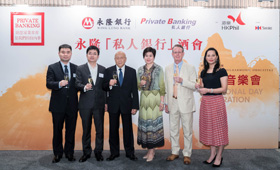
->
xmin=165 ymin=44 xmax=196 ymax=165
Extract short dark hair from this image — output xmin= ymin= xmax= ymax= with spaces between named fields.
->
xmin=172 ymin=44 xmax=184 ymax=53
xmin=86 ymin=45 xmax=100 ymax=55
xmin=59 ymin=44 xmax=72 ymax=52
xmin=143 ymin=47 xmax=156 ymax=58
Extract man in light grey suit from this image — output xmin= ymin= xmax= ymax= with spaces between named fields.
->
xmin=75 ymin=46 xmax=106 ymax=162
xmin=165 ymin=44 xmax=196 ymax=165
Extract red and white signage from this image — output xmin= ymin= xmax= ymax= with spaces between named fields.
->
xmin=11 ymin=12 xmax=44 ymax=46
xmin=82 ymin=17 xmax=94 ymax=29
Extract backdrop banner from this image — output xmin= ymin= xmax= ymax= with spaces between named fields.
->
xmin=0 ymin=7 xmax=278 ymax=150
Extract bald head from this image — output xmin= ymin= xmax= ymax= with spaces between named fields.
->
xmin=114 ymin=51 xmax=127 ymax=68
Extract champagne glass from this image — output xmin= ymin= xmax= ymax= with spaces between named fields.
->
xmin=64 ymin=73 xmax=69 ymax=88
xmin=88 ymin=75 xmax=93 ymax=90
xmin=113 ymin=71 xmax=118 ymax=86
xmin=141 ymin=75 xmax=147 ymax=89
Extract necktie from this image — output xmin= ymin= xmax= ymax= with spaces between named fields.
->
xmin=64 ymin=65 xmax=69 ymax=79
xmin=64 ymin=65 xmax=69 ymax=74
xmin=119 ymin=68 xmax=123 ymax=86
xmin=173 ymin=64 xmax=179 ymax=98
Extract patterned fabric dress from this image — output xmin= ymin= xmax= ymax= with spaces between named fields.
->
xmin=199 ymin=68 xmax=229 ymax=146
xmin=137 ymin=63 xmax=165 ymax=149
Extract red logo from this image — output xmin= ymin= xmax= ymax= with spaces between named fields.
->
xmin=227 ymin=12 xmax=245 ymax=25
xmin=255 ymin=26 xmax=261 ymax=30
xmin=82 ymin=17 xmax=94 ymax=29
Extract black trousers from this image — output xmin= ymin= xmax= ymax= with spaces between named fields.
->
xmin=79 ymin=108 xmax=104 ymax=156
xmin=108 ymin=109 xmax=135 ymax=156
xmin=52 ymin=104 xmax=77 ymax=156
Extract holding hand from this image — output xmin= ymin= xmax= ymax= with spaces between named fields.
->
xmin=60 ymin=80 xmax=68 ymax=87
xmin=140 ymin=80 xmax=147 ymax=87
xmin=174 ymin=76 xmax=183 ymax=83
xmin=109 ymin=79 xmax=117 ymax=86
xmin=195 ymin=83 xmax=201 ymax=89
xmin=85 ymin=83 xmax=92 ymax=91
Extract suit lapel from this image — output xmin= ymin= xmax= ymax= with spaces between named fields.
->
xmin=95 ymin=64 xmax=100 ymax=86
xmin=57 ymin=61 xmax=65 ymax=80
xmin=169 ymin=65 xmax=173 ymax=82
xmin=83 ymin=63 xmax=92 ymax=85
xmin=121 ymin=65 xmax=128 ymax=87
xmin=114 ymin=65 xmax=120 ymax=87
xmin=180 ymin=62 xmax=185 ymax=78
xmin=70 ymin=63 xmax=75 ymax=80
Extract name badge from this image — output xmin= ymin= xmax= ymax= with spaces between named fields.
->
xmin=99 ymin=73 xmax=104 ymax=78
xmin=73 ymin=73 xmax=76 ymax=78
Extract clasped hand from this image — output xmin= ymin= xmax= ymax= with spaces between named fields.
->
xmin=197 ymin=88 xmax=208 ymax=95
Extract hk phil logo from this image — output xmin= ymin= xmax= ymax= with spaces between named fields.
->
xmin=221 ymin=12 xmax=245 ymax=30
xmin=227 ymin=12 xmax=245 ymax=25
xmin=82 ymin=17 xmax=94 ymax=29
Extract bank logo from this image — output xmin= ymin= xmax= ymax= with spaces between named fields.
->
xmin=140 ymin=18 xmax=197 ymax=30
xmin=82 ymin=17 xmax=94 ymax=29
xmin=255 ymin=25 xmax=272 ymax=31
xmin=255 ymin=26 xmax=262 ymax=30
xmin=227 ymin=12 xmax=245 ymax=25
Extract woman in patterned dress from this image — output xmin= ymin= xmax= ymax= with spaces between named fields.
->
xmin=137 ymin=47 xmax=165 ymax=162
xmin=196 ymin=47 xmax=228 ymax=167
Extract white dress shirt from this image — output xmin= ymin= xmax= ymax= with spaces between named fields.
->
xmin=110 ymin=65 xmax=125 ymax=89
xmin=116 ymin=65 xmax=125 ymax=79
xmin=87 ymin=62 xmax=98 ymax=84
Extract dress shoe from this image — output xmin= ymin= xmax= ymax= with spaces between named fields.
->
xmin=126 ymin=154 xmax=138 ymax=161
xmin=79 ymin=155 xmax=90 ymax=162
xmin=213 ymin=157 xmax=223 ymax=167
xmin=203 ymin=155 xmax=216 ymax=164
xmin=166 ymin=154 xmax=179 ymax=161
xmin=183 ymin=156 xmax=191 ymax=165
xmin=65 ymin=154 xmax=76 ymax=162
xmin=95 ymin=152 xmax=104 ymax=161
xmin=52 ymin=155 xmax=62 ymax=163
xmin=106 ymin=154 xmax=120 ymax=161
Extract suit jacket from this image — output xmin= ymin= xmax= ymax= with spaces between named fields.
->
xmin=165 ymin=62 xmax=196 ymax=113
xmin=46 ymin=61 xmax=78 ymax=113
xmin=75 ymin=63 xmax=106 ymax=110
xmin=103 ymin=65 xmax=139 ymax=114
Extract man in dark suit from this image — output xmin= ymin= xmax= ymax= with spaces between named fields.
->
xmin=75 ymin=46 xmax=106 ymax=162
xmin=46 ymin=44 xmax=78 ymax=163
xmin=103 ymin=51 xmax=139 ymax=161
